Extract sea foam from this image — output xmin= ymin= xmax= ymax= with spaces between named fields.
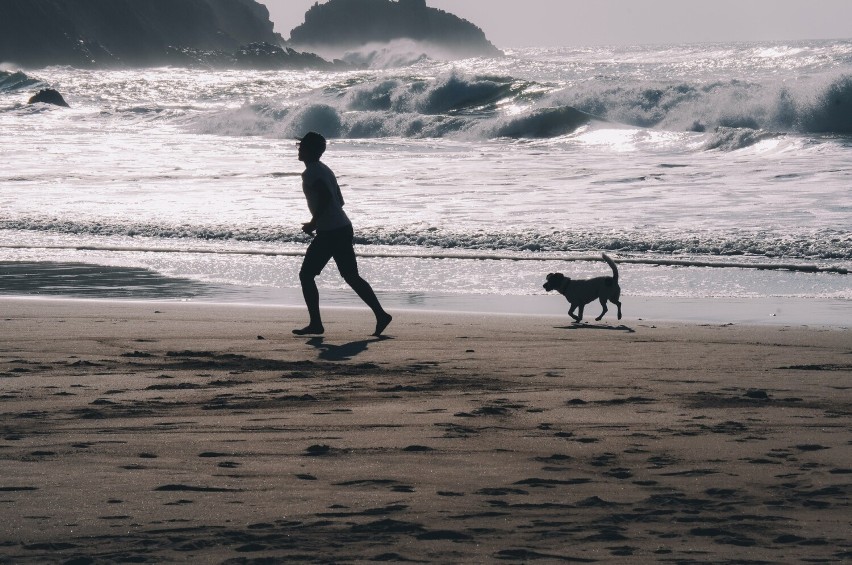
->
xmin=2 ymin=217 xmax=849 ymax=262
xmin=184 ymin=68 xmax=852 ymax=143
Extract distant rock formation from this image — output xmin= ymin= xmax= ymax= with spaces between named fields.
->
xmin=0 ymin=0 xmax=340 ymax=69
xmin=288 ymin=0 xmax=502 ymax=58
xmin=233 ymin=43 xmax=342 ymax=70
xmin=27 ymin=88 xmax=69 ymax=107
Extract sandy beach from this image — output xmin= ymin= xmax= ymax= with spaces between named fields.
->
xmin=0 ymin=297 xmax=849 ymax=563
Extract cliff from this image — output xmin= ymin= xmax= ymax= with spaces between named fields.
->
xmin=288 ymin=0 xmax=502 ymax=58
xmin=0 ymin=0 xmax=324 ymax=69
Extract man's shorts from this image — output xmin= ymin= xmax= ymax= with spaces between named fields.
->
xmin=300 ymin=224 xmax=359 ymax=278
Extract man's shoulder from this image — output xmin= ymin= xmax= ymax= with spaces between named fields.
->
xmin=302 ymin=160 xmax=333 ymax=180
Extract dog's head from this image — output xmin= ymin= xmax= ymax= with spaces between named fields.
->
xmin=543 ymin=272 xmax=568 ymax=292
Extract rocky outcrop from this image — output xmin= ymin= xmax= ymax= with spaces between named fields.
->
xmin=288 ymin=0 xmax=502 ymax=58
xmin=0 ymin=0 xmax=296 ymax=68
xmin=164 ymin=43 xmax=346 ymax=70
xmin=27 ymin=88 xmax=69 ymax=107
xmin=0 ymin=0 xmax=499 ymax=69
xmin=233 ymin=43 xmax=341 ymax=70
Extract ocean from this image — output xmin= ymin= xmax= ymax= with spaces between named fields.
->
xmin=1 ymin=41 xmax=850 ymax=325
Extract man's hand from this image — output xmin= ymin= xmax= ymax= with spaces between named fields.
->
xmin=302 ymin=221 xmax=316 ymax=234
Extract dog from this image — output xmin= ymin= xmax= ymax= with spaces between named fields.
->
xmin=543 ymin=253 xmax=622 ymax=322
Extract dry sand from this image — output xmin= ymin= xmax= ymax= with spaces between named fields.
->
xmin=0 ymin=298 xmax=849 ymax=563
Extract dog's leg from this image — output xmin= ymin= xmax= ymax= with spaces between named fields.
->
xmin=576 ymin=304 xmax=584 ymax=321
xmin=568 ymin=304 xmax=580 ymax=321
xmin=611 ymin=289 xmax=622 ymax=320
xmin=595 ymin=297 xmax=608 ymax=321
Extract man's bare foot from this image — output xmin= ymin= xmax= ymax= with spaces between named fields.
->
xmin=373 ymin=312 xmax=392 ymax=336
xmin=293 ymin=324 xmax=324 ymax=336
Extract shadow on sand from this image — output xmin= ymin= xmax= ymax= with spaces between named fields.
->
xmin=305 ymin=336 xmax=392 ymax=361
xmin=556 ymin=323 xmax=635 ymax=333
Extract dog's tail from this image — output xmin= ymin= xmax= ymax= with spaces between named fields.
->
xmin=602 ymin=253 xmax=618 ymax=283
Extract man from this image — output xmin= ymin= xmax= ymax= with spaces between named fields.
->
xmin=293 ymin=131 xmax=392 ymax=336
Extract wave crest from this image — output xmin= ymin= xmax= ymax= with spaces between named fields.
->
xmin=0 ymin=70 xmax=41 ymax=93
xmin=556 ymin=74 xmax=852 ymax=136
xmin=191 ymin=72 xmax=590 ymax=140
xmin=703 ymin=127 xmax=780 ymax=151
xmin=490 ymin=106 xmax=594 ymax=138
xmin=190 ymin=68 xmax=852 ymax=143
xmin=798 ymin=75 xmax=852 ymax=134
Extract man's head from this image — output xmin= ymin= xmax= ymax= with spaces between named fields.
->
xmin=297 ymin=131 xmax=327 ymax=162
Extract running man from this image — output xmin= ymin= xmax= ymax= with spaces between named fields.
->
xmin=293 ymin=131 xmax=392 ymax=336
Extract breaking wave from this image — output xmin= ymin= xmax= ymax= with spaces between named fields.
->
xmin=7 ymin=43 xmax=851 ymax=144
xmin=555 ymin=74 xmax=852 ymax=136
xmin=0 ymin=70 xmax=41 ymax=93
xmin=798 ymin=74 xmax=852 ymax=134
xmin=188 ymin=70 xmax=852 ymax=144
xmin=192 ymin=72 xmax=578 ymax=140
xmin=702 ymin=127 xmax=781 ymax=151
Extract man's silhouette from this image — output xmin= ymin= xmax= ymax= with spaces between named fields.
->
xmin=293 ymin=131 xmax=392 ymax=336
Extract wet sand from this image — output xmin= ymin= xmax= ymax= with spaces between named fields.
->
xmin=0 ymin=298 xmax=850 ymax=563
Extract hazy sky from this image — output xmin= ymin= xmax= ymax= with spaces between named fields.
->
xmin=259 ymin=0 xmax=852 ymax=47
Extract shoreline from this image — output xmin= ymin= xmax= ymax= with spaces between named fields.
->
xmin=1 ymin=258 xmax=850 ymax=327
xmin=1 ymin=290 xmax=850 ymax=329
xmin=0 ymin=298 xmax=849 ymax=562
